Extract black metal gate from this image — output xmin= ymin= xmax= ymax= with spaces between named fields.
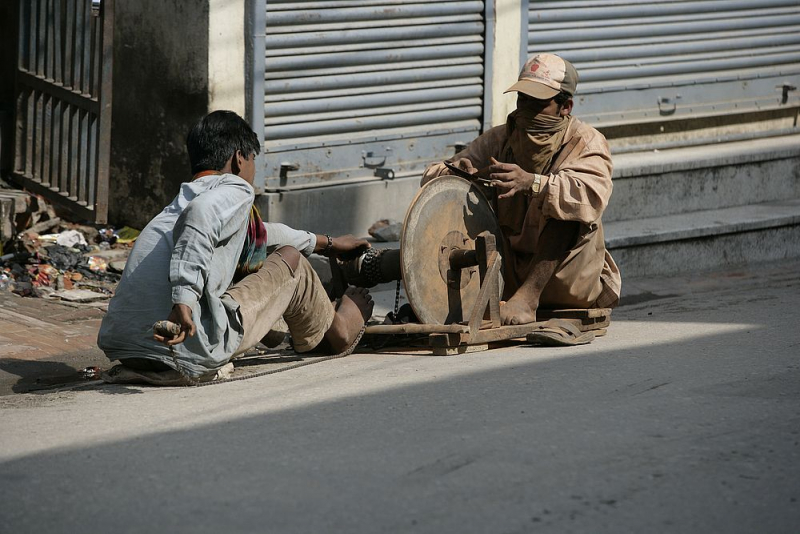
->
xmin=12 ymin=0 xmax=114 ymax=223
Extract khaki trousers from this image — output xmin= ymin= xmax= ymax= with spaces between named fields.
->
xmin=225 ymin=253 xmax=335 ymax=354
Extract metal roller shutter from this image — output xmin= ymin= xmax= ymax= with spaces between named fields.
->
xmin=528 ymin=0 xmax=800 ymax=128
xmin=263 ymin=0 xmax=486 ymax=190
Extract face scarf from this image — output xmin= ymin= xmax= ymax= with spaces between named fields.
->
xmin=505 ymin=109 xmax=572 ymax=175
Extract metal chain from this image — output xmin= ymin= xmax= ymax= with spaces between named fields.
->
xmin=394 ymin=279 xmax=401 ymax=318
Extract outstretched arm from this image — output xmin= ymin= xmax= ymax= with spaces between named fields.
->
xmin=313 ymin=234 xmax=371 ymax=260
xmin=263 ymin=223 xmax=370 ymax=260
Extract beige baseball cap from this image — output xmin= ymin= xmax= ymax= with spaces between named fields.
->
xmin=505 ymin=53 xmax=578 ymax=99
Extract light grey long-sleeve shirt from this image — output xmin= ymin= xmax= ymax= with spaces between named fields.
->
xmin=98 ymin=173 xmax=316 ymax=376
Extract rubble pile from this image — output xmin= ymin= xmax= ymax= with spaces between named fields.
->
xmin=0 ymin=188 xmax=138 ymax=302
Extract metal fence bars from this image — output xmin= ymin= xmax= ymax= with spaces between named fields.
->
xmin=13 ymin=0 xmax=113 ymax=223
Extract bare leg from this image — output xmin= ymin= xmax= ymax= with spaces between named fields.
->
xmin=338 ymin=249 xmax=401 ymax=289
xmin=324 ymin=287 xmax=374 ymax=353
xmin=501 ymin=219 xmax=580 ymax=325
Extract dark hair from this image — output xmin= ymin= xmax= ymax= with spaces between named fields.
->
xmin=186 ymin=110 xmax=261 ymax=174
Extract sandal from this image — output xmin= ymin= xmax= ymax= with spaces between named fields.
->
xmin=526 ymin=319 xmax=595 ymax=347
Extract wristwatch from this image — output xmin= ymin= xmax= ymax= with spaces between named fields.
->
xmin=531 ymin=174 xmax=543 ymax=195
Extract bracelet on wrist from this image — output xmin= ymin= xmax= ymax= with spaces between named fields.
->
xmin=322 ymin=234 xmax=333 ymax=256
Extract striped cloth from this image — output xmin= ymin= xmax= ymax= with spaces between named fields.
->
xmin=235 ymin=205 xmax=268 ymax=281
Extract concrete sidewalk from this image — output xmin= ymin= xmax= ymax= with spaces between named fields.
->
xmin=0 ymin=259 xmax=798 ymax=532
xmin=0 ymin=294 xmax=107 ymax=395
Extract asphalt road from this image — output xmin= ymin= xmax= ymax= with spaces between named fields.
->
xmin=1 ymin=262 xmax=799 ymax=533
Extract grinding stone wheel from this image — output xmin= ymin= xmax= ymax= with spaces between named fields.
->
xmin=401 ymin=175 xmax=504 ymax=325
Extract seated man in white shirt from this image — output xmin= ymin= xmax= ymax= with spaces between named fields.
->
xmin=98 ymin=110 xmax=372 ymax=385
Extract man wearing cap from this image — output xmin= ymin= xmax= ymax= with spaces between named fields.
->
xmin=421 ymin=53 xmax=621 ymax=326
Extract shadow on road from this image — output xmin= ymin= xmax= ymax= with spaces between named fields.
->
xmin=0 ymin=357 xmax=93 ymax=394
xmin=1 ymin=317 xmax=798 ymax=533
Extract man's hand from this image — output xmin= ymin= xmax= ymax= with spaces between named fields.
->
xmin=153 ymin=304 xmax=196 ymax=346
xmin=451 ymin=157 xmax=477 ymax=175
xmin=489 ymin=157 xmax=536 ymax=199
xmin=331 ymin=235 xmax=371 ymax=261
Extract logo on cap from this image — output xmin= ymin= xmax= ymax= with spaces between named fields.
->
xmin=521 ymin=54 xmax=565 ymax=91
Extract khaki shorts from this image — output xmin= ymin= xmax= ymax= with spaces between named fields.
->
xmin=225 ymin=252 xmax=335 ymax=354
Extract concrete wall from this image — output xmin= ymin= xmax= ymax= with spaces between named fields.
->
xmin=108 ymin=0 xmax=247 ymax=229
xmin=208 ymin=0 xmax=246 ymax=116
xmin=0 ymin=1 xmax=18 ymax=177
xmin=489 ymin=0 xmax=524 ymax=127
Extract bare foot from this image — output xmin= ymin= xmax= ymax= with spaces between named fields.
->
xmin=500 ymin=298 xmax=537 ymax=325
xmin=325 ymin=287 xmax=374 ymax=352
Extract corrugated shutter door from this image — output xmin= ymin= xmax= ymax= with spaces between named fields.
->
xmin=528 ymin=0 xmax=800 ymax=128
xmin=264 ymin=1 xmax=485 ymax=189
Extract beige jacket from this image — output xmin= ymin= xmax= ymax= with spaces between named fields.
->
xmin=422 ymin=117 xmax=621 ymax=308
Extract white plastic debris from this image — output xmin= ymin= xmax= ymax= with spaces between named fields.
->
xmin=56 ymin=229 xmax=88 ymax=247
